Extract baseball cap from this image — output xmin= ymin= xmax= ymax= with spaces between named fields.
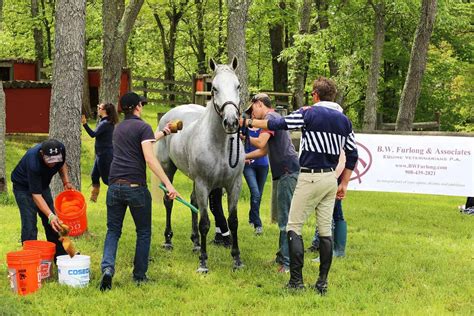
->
xmin=245 ymin=93 xmax=271 ymax=114
xmin=41 ymin=139 xmax=64 ymax=163
xmin=120 ymin=92 xmax=141 ymax=110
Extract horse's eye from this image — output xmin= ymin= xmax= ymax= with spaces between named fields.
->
xmin=212 ymin=86 xmax=218 ymax=92
xmin=237 ymin=85 xmax=241 ymax=90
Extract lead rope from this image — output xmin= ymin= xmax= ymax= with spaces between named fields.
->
xmin=228 ymin=127 xmax=240 ymax=168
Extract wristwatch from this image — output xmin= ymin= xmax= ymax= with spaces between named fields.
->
xmin=247 ymin=119 xmax=253 ymax=128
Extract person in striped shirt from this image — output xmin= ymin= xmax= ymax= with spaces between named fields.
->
xmin=241 ymin=77 xmax=358 ymax=295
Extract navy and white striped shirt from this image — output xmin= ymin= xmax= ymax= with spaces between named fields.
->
xmin=267 ymin=102 xmax=358 ymax=170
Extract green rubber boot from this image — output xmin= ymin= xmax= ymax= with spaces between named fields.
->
xmin=333 ymin=220 xmax=347 ymax=257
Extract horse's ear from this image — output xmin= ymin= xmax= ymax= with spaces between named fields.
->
xmin=231 ymin=56 xmax=238 ymax=70
xmin=209 ymin=58 xmax=217 ymax=72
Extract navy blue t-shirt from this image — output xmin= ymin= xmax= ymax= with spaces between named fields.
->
xmin=108 ymin=115 xmax=155 ymax=185
xmin=11 ymin=143 xmax=66 ymax=193
xmin=83 ymin=117 xmax=114 ymax=155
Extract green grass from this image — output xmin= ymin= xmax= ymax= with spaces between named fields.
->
xmin=0 ymin=108 xmax=473 ymax=314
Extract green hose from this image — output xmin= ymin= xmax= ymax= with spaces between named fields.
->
xmin=159 ymin=183 xmax=199 ymax=214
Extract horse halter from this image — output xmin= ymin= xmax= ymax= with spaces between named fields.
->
xmin=210 ymin=88 xmax=241 ymax=168
xmin=211 ymin=89 xmax=241 ymax=134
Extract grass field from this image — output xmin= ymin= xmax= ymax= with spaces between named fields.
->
xmin=0 ymin=106 xmax=473 ymax=315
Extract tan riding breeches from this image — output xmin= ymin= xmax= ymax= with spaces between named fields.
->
xmin=286 ymin=171 xmax=337 ymax=236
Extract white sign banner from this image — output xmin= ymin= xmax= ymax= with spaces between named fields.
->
xmin=348 ymin=134 xmax=474 ymax=196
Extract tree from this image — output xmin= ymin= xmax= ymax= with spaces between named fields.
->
xmin=396 ymin=0 xmax=437 ymax=131
xmin=362 ymin=0 xmax=385 ymax=131
xmin=268 ymin=1 xmax=289 ymax=97
xmin=40 ymin=0 xmax=55 ymax=61
xmin=100 ymin=0 xmax=144 ymax=106
xmin=49 ymin=0 xmax=86 ymax=195
xmin=151 ymin=0 xmax=189 ymax=102
xmin=185 ymin=0 xmax=206 ymax=74
xmin=31 ymin=0 xmax=44 ymax=74
xmin=227 ymin=0 xmax=252 ymax=106
xmin=290 ymin=0 xmax=312 ymax=109
xmin=0 ymin=0 xmax=3 ymax=30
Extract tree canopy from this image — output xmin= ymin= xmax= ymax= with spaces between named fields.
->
xmin=0 ymin=0 xmax=472 ymax=131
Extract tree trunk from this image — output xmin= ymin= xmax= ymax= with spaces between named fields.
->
xmin=396 ymin=0 xmax=437 ymax=131
xmin=0 ymin=0 xmax=3 ymax=29
xmin=100 ymin=0 xmax=144 ymax=106
xmin=152 ymin=1 xmax=188 ymax=104
xmin=363 ymin=0 xmax=385 ymax=132
xmin=268 ymin=1 xmax=288 ymax=101
xmin=49 ymin=0 xmax=86 ymax=196
xmin=194 ymin=0 xmax=206 ymax=74
xmin=82 ymin=50 xmax=91 ymax=117
xmin=31 ymin=0 xmax=44 ymax=78
xmin=227 ymin=0 xmax=252 ymax=107
xmin=291 ymin=0 xmax=312 ymax=110
xmin=217 ymin=0 xmax=225 ymax=60
xmin=40 ymin=0 xmax=53 ymax=61
xmin=0 ymin=81 xmax=6 ymax=192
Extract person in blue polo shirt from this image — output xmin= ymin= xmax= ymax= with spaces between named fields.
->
xmin=11 ymin=139 xmax=74 ymax=258
xmin=99 ymin=92 xmax=179 ymax=291
xmin=242 ymin=77 xmax=358 ymax=295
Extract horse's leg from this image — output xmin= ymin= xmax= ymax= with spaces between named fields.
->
xmin=227 ymin=180 xmax=244 ymax=270
xmin=162 ymin=164 xmax=177 ymax=250
xmin=190 ymin=187 xmax=200 ymax=252
xmin=195 ymin=180 xmax=210 ymax=273
xmin=209 ymin=188 xmax=231 ymax=247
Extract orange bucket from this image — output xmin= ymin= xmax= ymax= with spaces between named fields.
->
xmin=23 ymin=240 xmax=56 ymax=280
xmin=54 ymin=190 xmax=87 ymax=236
xmin=6 ymin=250 xmax=42 ymax=295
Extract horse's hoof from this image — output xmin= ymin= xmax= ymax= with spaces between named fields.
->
xmin=192 ymin=245 xmax=201 ymax=253
xmin=233 ymin=261 xmax=245 ymax=271
xmin=162 ymin=243 xmax=173 ymax=250
xmin=196 ymin=266 xmax=209 ymax=274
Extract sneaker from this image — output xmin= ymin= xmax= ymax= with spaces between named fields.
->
xmin=277 ymin=265 xmax=290 ymax=273
xmin=311 ymin=257 xmax=320 ymax=263
xmin=99 ymin=268 xmax=113 ymax=291
xmin=254 ymin=226 xmax=263 ymax=235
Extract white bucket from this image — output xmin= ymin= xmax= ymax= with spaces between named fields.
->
xmin=57 ymin=255 xmax=90 ymax=288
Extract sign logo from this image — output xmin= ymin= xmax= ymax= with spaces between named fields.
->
xmin=350 ymin=142 xmax=372 ymax=184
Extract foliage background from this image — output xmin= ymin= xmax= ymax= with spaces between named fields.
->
xmin=0 ymin=0 xmax=472 ymax=130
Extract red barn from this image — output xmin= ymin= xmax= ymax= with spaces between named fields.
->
xmin=2 ymin=60 xmax=131 ymax=134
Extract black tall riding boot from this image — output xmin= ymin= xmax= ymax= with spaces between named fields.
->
xmin=315 ymin=236 xmax=333 ymax=295
xmin=287 ymin=230 xmax=305 ymax=289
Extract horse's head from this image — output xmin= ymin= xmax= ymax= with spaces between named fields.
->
xmin=209 ymin=57 xmax=241 ymax=134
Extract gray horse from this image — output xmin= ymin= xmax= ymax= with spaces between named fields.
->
xmin=156 ymin=57 xmax=245 ymax=272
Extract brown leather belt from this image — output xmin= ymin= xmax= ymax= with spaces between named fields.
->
xmin=111 ymin=179 xmax=141 ymax=187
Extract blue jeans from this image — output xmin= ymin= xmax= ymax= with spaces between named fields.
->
xmin=275 ymin=172 xmax=299 ymax=268
xmin=101 ymin=184 xmax=152 ymax=280
xmin=243 ymin=164 xmax=269 ymax=228
xmin=91 ymin=149 xmax=113 ymax=185
xmin=13 ymin=188 xmax=66 ymax=258
xmin=311 ymin=199 xmax=344 ymax=246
